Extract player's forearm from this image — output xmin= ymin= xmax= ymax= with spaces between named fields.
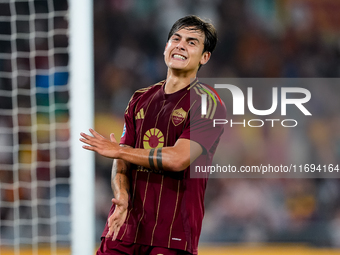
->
xmin=79 ymin=129 xmax=198 ymax=171
xmin=111 ymin=159 xmax=130 ymax=204
xmin=117 ymin=146 xmax=187 ymax=172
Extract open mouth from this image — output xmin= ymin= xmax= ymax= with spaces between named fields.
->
xmin=172 ymin=54 xmax=187 ymax=60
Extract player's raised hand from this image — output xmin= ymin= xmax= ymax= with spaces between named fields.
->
xmin=80 ymin=129 xmax=120 ymax=158
xmin=106 ymin=198 xmax=128 ymax=241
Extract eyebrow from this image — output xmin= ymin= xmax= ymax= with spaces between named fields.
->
xmin=173 ymin=33 xmax=201 ymax=43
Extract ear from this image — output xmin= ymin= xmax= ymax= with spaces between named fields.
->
xmin=200 ymin=51 xmax=211 ymax=65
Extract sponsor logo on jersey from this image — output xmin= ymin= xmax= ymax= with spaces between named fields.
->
xmin=172 ymin=107 xmax=187 ymax=126
xmin=143 ymin=128 xmax=164 ymax=149
xmin=135 ymin=108 xmax=145 ymax=120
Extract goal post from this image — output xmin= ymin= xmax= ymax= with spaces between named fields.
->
xmin=69 ymin=0 xmax=95 ymax=254
xmin=0 ymin=0 xmax=95 ymax=254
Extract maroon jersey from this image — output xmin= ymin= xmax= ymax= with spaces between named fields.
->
xmin=102 ymin=79 xmax=226 ymax=254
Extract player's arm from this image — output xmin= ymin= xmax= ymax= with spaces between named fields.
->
xmin=117 ymin=138 xmax=202 ymax=172
xmin=80 ymin=129 xmax=202 ymax=172
xmin=106 ymin=145 xmax=131 ymax=241
xmin=111 ymin=151 xmax=130 ymax=205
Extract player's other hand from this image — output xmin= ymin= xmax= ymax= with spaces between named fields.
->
xmin=80 ymin=129 xmax=120 ymax=158
xmin=106 ymin=198 xmax=128 ymax=241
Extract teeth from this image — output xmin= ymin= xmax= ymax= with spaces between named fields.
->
xmin=173 ymin=54 xmax=186 ymax=60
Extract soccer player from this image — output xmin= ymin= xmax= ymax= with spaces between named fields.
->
xmin=80 ymin=15 xmax=226 ymax=255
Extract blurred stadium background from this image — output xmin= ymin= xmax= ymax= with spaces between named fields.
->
xmin=1 ymin=0 xmax=340 ymax=254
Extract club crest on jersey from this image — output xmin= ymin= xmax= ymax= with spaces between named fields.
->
xmin=172 ymin=108 xmax=187 ymax=126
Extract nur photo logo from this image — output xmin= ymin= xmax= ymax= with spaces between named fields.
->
xmin=199 ymin=82 xmax=312 ymax=128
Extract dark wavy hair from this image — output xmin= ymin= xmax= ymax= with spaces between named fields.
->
xmin=167 ymin=15 xmax=218 ymax=54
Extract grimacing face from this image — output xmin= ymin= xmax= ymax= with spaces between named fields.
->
xmin=164 ymin=27 xmax=211 ymax=74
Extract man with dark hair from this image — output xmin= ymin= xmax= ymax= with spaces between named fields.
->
xmin=80 ymin=15 xmax=226 ymax=255
xmin=167 ymin=15 xmax=217 ymax=53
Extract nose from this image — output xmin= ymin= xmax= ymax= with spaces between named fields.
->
xmin=176 ymin=39 xmax=185 ymax=51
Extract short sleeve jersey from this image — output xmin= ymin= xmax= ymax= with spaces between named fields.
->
xmin=102 ymin=79 xmax=226 ymax=254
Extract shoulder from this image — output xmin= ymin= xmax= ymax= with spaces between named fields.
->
xmin=190 ymin=81 xmax=216 ymax=100
xmin=135 ymin=80 xmax=164 ymax=94
xmin=132 ymin=80 xmax=164 ymax=99
xmin=190 ymin=81 xmax=227 ymax=119
xmin=125 ymin=80 xmax=165 ymax=114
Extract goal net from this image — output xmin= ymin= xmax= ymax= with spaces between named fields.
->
xmin=0 ymin=0 xmax=82 ymax=254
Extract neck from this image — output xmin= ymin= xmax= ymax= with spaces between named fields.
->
xmin=164 ymin=69 xmax=197 ymax=94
